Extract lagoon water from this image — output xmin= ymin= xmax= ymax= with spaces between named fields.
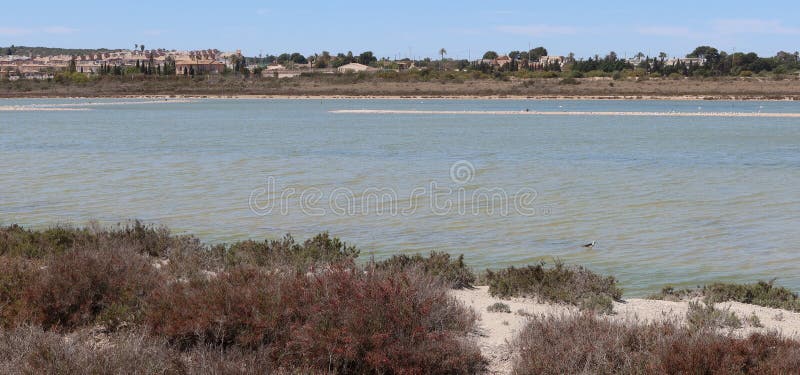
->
xmin=2 ymin=98 xmax=799 ymax=295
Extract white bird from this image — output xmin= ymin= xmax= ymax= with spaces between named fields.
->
xmin=583 ymin=241 xmax=596 ymax=248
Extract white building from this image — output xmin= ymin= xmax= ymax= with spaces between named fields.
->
xmin=337 ymin=63 xmax=375 ymax=73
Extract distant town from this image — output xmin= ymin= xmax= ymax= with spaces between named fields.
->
xmin=2 ymin=44 xmax=799 ymax=81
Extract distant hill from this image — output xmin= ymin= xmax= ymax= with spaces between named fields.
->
xmin=2 ymin=45 xmax=126 ymax=57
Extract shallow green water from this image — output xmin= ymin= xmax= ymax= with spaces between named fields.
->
xmin=1 ymin=98 xmax=799 ymax=296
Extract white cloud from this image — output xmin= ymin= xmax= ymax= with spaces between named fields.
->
xmin=712 ymin=19 xmax=800 ymax=35
xmin=496 ymin=25 xmax=578 ymax=36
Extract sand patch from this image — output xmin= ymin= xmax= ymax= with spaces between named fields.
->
xmin=332 ymin=109 xmax=800 ymax=118
xmin=452 ymin=286 xmax=800 ymax=374
xmin=0 ymin=106 xmax=90 ymax=111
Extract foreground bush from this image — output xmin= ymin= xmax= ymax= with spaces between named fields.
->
xmin=511 ymin=314 xmax=800 ymax=374
xmin=484 ymin=261 xmax=622 ymax=313
xmin=0 ymin=257 xmax=37 ymax=327
xmin=0 ymin=326 xmax=289 ymax=374
xmin=651 ymin=280 xmax=800 ymax=312
xmin=146 ymin=266 xmax=484 ymax=373
xmin=1 ymin=247 xmax=163 ymax=330
xmin=373 ymin=251 xmax=476 ymax=289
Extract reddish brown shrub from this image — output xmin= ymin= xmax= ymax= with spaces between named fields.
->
xmin=0 ymin=257 xmax=38 ymax=327
xmin=146 ymin=266 xmax=484 ymax=374
xmin=511 ymin=313 xmax=800 ymax=374
xmin=22 ymin=247 xmax=163 ymax=330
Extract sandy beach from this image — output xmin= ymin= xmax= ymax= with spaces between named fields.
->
xmin=331 ymin=109 xmax=800 ymax=118
xmin=453 ymin=286 xmax=800 ymax=374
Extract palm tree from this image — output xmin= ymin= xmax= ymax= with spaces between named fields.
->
xmin=658 ymin=52 xmax=668 ymax=62
xmin=140 ymin=45 xmax=145 ymax=53
xmin=439 ymin=48 xmax=447 ymax=71
xmin=135 ymin=44 xmax=138 ymax=52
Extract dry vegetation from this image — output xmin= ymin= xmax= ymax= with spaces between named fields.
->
xmin=483 ymin=261 xmax=622 ymax=314
xmin=510 ymin=313 xmax=800 ymax=374
xmin=0 ymin=223 xmax=484 ymax=374
xmin=2 ymin=73 xmax=800 ymax=99
xmin=2 ymin=222 xmax=800 ymax=374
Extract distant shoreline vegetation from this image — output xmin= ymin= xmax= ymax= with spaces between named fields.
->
xmin=3 ymin=44 xmax=799 ymax=99
xmin=1 ymin=44 xmax=798 ymax=86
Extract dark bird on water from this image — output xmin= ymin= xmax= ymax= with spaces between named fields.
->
xmin=583 ymin=241 xmax=596 ymax=248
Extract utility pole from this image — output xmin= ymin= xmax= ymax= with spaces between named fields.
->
xmin=528 ymin=42 xmax=531 ymax=70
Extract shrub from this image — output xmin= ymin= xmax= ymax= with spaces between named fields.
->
xmin=511 ymin=313 xmax=800 ymax=374
xmin=558 ymin=77 xmax=579 ymax=85
xmin=22 ymin=247 xmax=163 ymax=331
xmin=705 ymin=281 xmax=800 ymax=312
xmin=668 ymin=72 xmax=683 ymax=80
xmin=0 ymin=327 xmax=183 ymax=374
xmin=0 ymin=221 xmax=193 ymax=259
xmin=650 ymin=281 xmax=800 ymax=312
xmin=146 ymin=266 xmax=484 ymax=373
xmin=484 ymin=261 xmax=621 ymax=313
xmin=0 ymin=224 xmax=83 ymax=258
xmin=373 ymin=251 xmax=476 ymax=289
xmin=686 ymin=300 xmax=741 ymax=330
xmin=487 ymin=302 xmax=511 ymax=313
xmin=0 ymin=257 xmax=38 ymax=327
xmin=224 ymin=232 xmax=358 ymax=270
xmin=748 ymin=312 xmax=764 ymax=328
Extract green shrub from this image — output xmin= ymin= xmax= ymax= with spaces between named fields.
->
xmin=487 ymin=302 xmax=511 ymax=313
xmin=224 ymin=232 xmax=358 ymax=270
xmin=484 ymin=261 xmax=621 ymax=313
xmin=373 ymin=251 xmax=475 ymax=289
xmin=705 ymin=281 xmax=800 ymax=311
xmin=748 ymin=312 xmax=764 ymax=328
xmin=558 ymin=77 xmax=579 ymax=85
xmin=650 ymin=281 xmax=800 ymax=312
xmin=0 ymin=224 xmax=82 ymax=258
xmin=686 ymin=300 xmax=741 ymax=330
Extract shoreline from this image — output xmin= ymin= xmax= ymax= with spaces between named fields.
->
xmin=331 ymin=109 xmax=800 ymax=118
xmin=2 ymin=93 xmax=800 ymax=101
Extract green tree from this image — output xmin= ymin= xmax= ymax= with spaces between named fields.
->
xmin=529 ymin=47 xmax=548 ymax=61
xmin=483 ymin=51 xmax=498 ymax=60
xmin=358 ymin=51 xmax=376 ymax=65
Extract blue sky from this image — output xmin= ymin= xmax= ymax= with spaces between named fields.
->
xmin=2 ymin=0 xmax=799 ymax=59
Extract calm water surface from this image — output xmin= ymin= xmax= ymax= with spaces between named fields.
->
xmin=1 ymin=98 xmax=799 ymax=296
